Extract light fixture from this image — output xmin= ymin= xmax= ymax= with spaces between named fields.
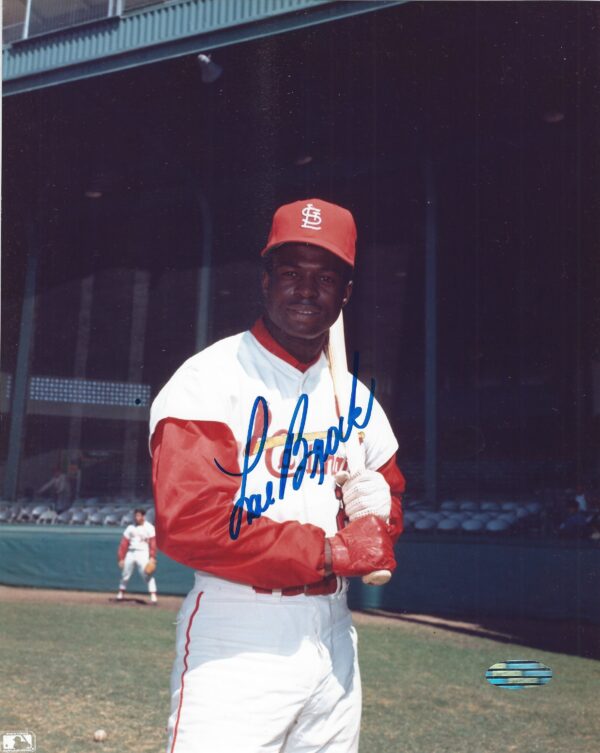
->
xmin=197 ymin=53 xmax=223 ymax=84
xmin=84 ymin=168 xmax=115 ymax=199
xmin=543 ymin=110 xmax=565 ymax=124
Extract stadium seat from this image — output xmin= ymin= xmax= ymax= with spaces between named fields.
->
xmin=145 ymin=508 xmax=156 ymax=524
xmin=459 ymin=501 xmax=478 ymax=511
xmin=16 ymin=503 xmax=38 ymax=522
xmin=0 ymin=509 xmax=11 ymax=523
xmin=486 ymin=518 xmax=511 ymax=534
xmin=414 ymin=517 xmax=437 ymax=532
xmin=31 ymin=504 xmax=50 ymax=521
xmin=55 ymin=510 xmax=73 ymax=525
xmin=88 ymin=512 xmax=104 ymax=525
xmin=437 ymin=518 xmax=461 ymax=532
xmin=440 ymin=500 xmax=459 ymax=511
xmin=37 ymin=509 xmax=58 ymax=524
xmin=525 ymin=502 xmax=542 ymax=514
xmin=411 ymin=508 xmax=433 ymax=522
xmin=462 ymin=519 xmax=485 ymax=533
xmin=120 ymin=512 xmax=134 ymax=526
xmin=447 ymin=511 xmax=468 ymax=522
xmin=501 ymin=502 xmax=519 ymax=511
xmin=103 ymin=513 xmax=120 ymax=526
xmin=480 ymin=501 xmax=500 ymax=512
xmin=6 ymin=503 xmax=20 ymax=522
xmin=70 ymin=510 xmax=88 ymax=525
xmin=498 ymin=512 xmax=517 ymax=524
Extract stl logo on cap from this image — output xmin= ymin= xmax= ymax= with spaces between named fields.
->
xmin=261 ymin=198 xmax=357 ymax=268
xmin=300 ymin=203 xmax=322 ymax=231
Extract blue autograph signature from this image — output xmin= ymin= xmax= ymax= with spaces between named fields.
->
xmin=214 ymin=353 xmax=375 ymax=540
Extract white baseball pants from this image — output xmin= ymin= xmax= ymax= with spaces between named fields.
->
xmin=167 ymin=573 xmax=361 ymax=753
xmin=119 ymin=551 xmax=157 ymax=594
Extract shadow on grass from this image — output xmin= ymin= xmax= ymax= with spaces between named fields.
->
xmin=361 ymin=609 xmax=600 ymax=660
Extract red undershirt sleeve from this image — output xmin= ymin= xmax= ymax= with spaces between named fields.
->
xmin=117 ymin=536 xmax=129 ymax=561
xmin=376 ymin=454 xmax=405 ymax=545
xmin=148 ymin=537 xmax=157 ymax=559
xmin=151 ymin=417 xmax=327 ymax=590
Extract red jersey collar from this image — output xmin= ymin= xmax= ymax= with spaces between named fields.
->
xmin=250 ymin=318 xmax=323 ymax=373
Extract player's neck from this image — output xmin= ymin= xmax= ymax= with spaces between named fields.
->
xmin=261 ymin=317 xmax=326 ymax=365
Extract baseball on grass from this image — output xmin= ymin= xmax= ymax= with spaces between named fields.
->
xmin=93 ymin=729 xmax=107 ymax=742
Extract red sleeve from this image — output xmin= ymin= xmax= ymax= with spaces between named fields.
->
xmin=149 ymin=537 xmax=157 ymax=559
xmin=377 ymin=454 xmax=405 ymax=545
xmin=151 ymin=417 xmax=327 ymax=590
xmin=117 ymin=536 xmax=129 ymax=561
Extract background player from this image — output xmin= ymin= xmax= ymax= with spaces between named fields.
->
xmin=117 ymin=508 xmax=158 ymax=604
xmin=150 ymin=198 xmax=405 ymax=752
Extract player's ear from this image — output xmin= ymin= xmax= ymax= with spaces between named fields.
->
xmin=341 ymin=280 xmax=353 ymax=307
xmin=261 ymin=251 xmax=276 ymax=298
xmin=261 ymin=269 xmax=271 ymax=298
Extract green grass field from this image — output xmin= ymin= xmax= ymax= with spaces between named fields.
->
xmin=1 ymin=591 xmax=599 ymax=753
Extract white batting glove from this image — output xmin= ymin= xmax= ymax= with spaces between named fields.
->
xmin=335 ymin=469 xmax=391 ymax=521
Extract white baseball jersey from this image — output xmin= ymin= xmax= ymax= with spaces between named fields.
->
xmin=149 ymin=319 xmax=403 ymax=588
xmin=122 ymin=521 xmax=156 ymax=554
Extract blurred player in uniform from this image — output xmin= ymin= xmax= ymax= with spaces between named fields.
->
xmin=117 ymin=508 xmax=158 ymax=604
xmin=150 ymin=198 xmax=405 ymax=752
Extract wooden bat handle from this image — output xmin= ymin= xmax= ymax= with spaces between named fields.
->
xmin=362 ymin=569 xmax=391 ymax=586
xmin=327 ymin=312 xmax=391 ymax=588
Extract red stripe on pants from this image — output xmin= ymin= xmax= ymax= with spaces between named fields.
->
xmin=170 ymin=591 xmax=204 ymax=753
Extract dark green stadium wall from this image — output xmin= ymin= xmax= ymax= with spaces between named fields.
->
xmin=1 ymin=527 xmax=598 ymax=624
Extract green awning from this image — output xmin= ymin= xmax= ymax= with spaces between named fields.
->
xmin=3 ymin=0 xmax=406 ymax=96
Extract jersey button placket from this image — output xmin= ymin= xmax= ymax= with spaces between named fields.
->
xmin=297 ymin=375 xmax=307 ymax=398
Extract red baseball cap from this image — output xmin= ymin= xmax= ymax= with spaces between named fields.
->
xmin=261 ymin=198 xmax=357 ymax=268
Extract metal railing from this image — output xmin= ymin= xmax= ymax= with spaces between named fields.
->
xmin=2 ymin=0 xmax=174 ymax=44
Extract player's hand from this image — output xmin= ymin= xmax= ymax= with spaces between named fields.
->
xmin=327 ymin=515 xmax=396 ymax=578
xmin=335 ymin=469 xmax=391 ymax=521
xmin=118 ymin=559 xmax=125 ymax=570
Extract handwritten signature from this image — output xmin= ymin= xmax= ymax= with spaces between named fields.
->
xmin=214 ymin=353 xmax=375 ymax=540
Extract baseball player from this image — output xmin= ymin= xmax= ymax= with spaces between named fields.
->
xmin=117 ymin=508 xmax=158 ymax=604
xmin=150 ymin=198 xmax=405 ymax=753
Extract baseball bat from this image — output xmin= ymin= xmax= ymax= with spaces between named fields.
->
xmin=327 ymin=311 xmax=391 ymax=586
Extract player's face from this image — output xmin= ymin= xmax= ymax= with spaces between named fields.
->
xmin=261 ymin=244 xmax=353 ymax=359
xmin=134 ymin=512 xmax=145 ymax=525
